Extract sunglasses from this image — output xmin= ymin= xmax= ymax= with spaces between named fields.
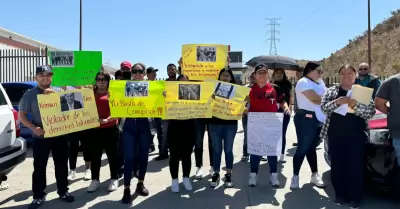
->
xmin=96 ymin=78 xmax=106 ymax=81
xmin=359 ymin=68 xmax=369 ymax=71
xmin=132 ymin=69 xmax=144 ymax=74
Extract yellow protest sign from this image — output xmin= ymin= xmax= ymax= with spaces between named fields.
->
xmin=164 ymin=81 xmax=214 ymax=119
xmin=181 ymin=44 xmax=229 ymax=81
xmin=212 ymin=97 xmax=246 ymax=120
xmin=37 ymin=88 xmax=100 ymax=138
xmin=209 ymin=80 xmax=250 ymax=119
xmin=109 ymin=80 xmax=165 ymax=118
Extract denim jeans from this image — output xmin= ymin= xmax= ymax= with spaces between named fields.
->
xmin=278 ymin=108 xmax=291 ymax=155
xmin=293 ymin=110 xmax=320 ymax=176
xmin=242 ymin=114 xmax=248 ymax=157
xmin=160 ymin=120 xmax=169 ymax=155
xmin=250 ymin=155 xmax=277 ymax=173
xmin=393 ymin=139 xmax=400 ymax=166
xmin=209 ymin=123 xmax=238 ymax=172
xmin=122 ymin=119 xmax=152 ymax=185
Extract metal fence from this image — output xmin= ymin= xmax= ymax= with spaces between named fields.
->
xmin=0 ymin=47 xmax=48 ymax=83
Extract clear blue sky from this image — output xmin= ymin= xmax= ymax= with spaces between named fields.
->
xmin=1 ymin=0 xmax=399 ymax=78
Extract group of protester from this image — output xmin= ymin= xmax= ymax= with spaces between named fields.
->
xmin=14 ymin=55 xmax=400 ymax=209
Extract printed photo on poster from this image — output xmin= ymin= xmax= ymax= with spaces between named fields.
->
xmin=179 ymin=84 xmax=200 ymax=100
xmin=214 ymin=83 xmax=235 ymax=99
xmin=60 ymin=92 xmax=84 ymax=112
xmin=125 ymin=81 xmax=149 ymax=97
xmin=196 ymin=46 xmax=216 ymax=62
xmin=51 ymin=51 xmax=74 ymax=67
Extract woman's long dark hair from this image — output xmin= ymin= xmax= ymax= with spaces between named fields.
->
xmin=272 ymin=68 xmax=292 ymax=92
xmin=218 ymin=67 xmax=236 ymax=84
xmin=93 ymin=72 xmax=111 ymax=91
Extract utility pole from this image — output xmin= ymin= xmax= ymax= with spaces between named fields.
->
xmin=79 ymin=0 xmax=82 ymax=51
xmin=367 ymin=0 xmax=372 ymax=68
xmin=266 ymin=18 xmax=282 ymax=55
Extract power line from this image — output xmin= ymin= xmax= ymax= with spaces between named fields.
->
xmin=266 ymin=18 xmax=282 ymax=55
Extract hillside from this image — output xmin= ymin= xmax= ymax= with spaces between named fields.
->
xmin=299 ymin=9 xmax=400 ymax=77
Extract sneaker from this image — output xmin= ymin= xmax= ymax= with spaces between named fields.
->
xmin=279 ymin=154 xmax=286 ymax=163
xmin=87 ymin=180 xmax=100 ymax=193
xmin=348 ymin=201 xmax=360 ymax=209
xmin=290 ymin=175 xmax=300 ymax=189
xmin=171 ymin=179 xmax=179 ymax=193
xmin=108 ymin=179 xmax=119 ymax=192
xmin=270 ymin=173 xmax=280 ymax=187
xmin=183 ymin=177 xmax=193 ymax=191
xmin=224 ymin=174 xmax=234 ymax=188
xmin=248 ymin=173 xmax=257 ymax=187
xmin=135 ymin=182 xmax=149 ymax=196
xmin=261 ymin=156 xmax=268 ymax=162
xmin=59 ymin=192 xmax=74 ymax=202
xmin=121 ymin=188 xmax=131 ymax=204
xmin=210 ymin=173 xmax=220 ymax=188
xmin=209 ymin=167 xmax=214 ymax=175
xmin=28 ymin=196 xmax=46 ymax=209
xmin=67 ymin=170 xmax=76 ymax=181
xmin=194 ymin=167 xmax=203 ymax=180
xmin=310 ymin=173 xmax=326 ymax=188
xmin=154 ymin=154 xmax=169 ymax=161
xmin=83 ymin=169 xmax=91 ymax=181
xmin=241 ymin=155 xmax=249 ymax=162
xmin=334 ymin=198 xmax=345 ymax=207
xmin=0 ymin=182 xmax=9 ymax=191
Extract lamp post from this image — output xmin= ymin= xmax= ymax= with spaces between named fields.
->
xmin=367 ymin=0 xmax=372 ymax=68
xmin=79 ymin=0 xmax=82 ymax=51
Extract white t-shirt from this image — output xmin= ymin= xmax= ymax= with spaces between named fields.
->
xmin=295 ymin=77 xmax=327 ymax=112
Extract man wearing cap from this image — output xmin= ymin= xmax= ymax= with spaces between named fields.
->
xmin=146 ymin=67 xmax=158 ymax=81
xmin=146 ymin=67 xmax=163 ymax=154
xmin=18 ymin=66 xmax=74 ymax=209
xmin=120 ymin=61 xmax=133 ymax=80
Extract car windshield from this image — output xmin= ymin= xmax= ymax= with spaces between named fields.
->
xmin=3 ymin=86 xmax=32 ymax=106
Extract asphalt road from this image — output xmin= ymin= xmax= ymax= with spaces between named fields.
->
xmin=0 ymin=120 xmax=398 ymax=209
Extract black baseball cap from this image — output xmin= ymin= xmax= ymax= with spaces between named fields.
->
xmin=254 ymin=63 xmax=268 ymax=72
xmin=36 ymin=65 xmax=53 ymax=75
xmin=146 ymin=67 xmax=158 ymax=74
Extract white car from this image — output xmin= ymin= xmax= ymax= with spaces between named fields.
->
xmin=0 ymin=83 xmax=27 ymax=188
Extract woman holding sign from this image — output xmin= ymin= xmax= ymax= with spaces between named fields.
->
xmin=246 ymin=64 xmax=290 ymax=188
xmin=121 ymin=63 xmax=157 ymax=204
xmin=166 ymin=74 xmax=196 ymax=192
xmin=209 ymin=68 xmax=238 ymax=188
xmin=86 ymin=72 xmax=120 ymax=193
xmin=320 ymin=65 xmax=375 ymax=208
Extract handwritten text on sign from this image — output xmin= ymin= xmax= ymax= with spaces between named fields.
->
xmin=38 ymin=89 xmax=100 ymax=138
xmin=247 ymin=112 xmax=283 ymax=156
xmin=212 ymin=97 xmax=245 ymax=120
xmin=108 ymin=80 xmax=165 ymax=118
xmin=164 ymin=100 xmax=213 ymax=120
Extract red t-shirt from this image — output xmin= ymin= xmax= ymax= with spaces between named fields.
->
xmin=95 ymin=92 xmax=118 ymax=128
xmin=249 ymin=83 xmax=285 ymax=112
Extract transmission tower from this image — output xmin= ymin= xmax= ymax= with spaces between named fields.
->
xmin=266 ymin=18 xmax=282 ymax=55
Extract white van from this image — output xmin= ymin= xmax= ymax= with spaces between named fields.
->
xmin=0 ymin=83 xmax=27 ymax=185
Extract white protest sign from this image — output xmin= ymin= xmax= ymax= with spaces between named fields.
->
xmin=247 ymin=112 xmax=283 ymax=156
